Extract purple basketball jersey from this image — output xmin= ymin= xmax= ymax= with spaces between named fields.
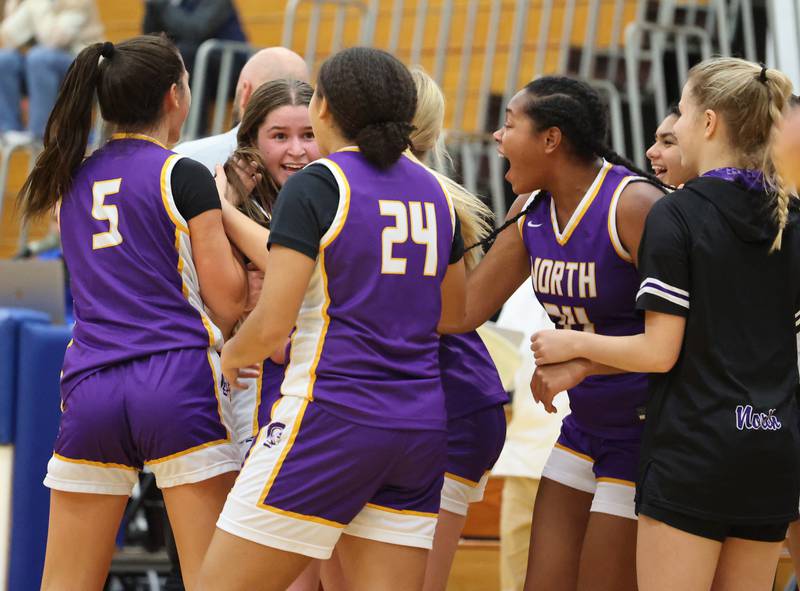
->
xmin=59 ymin=135 xmax=222 ymax=396
xmin=280 ymin=149 xmax=456 ymax=430
xmin=440 ymin=332 xmax=509 ymax=419
xmin=519 ymin=161 xmax=648 ymax=438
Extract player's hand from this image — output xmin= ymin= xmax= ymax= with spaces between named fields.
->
xmin=232 ymin=157 xmax=262 ymax=196
xmin=530 ymin=329 xmax=579 ymax=365
xmin=220 ymin=342 xmax=260 ymax=389
xmin=214 ymin=164 xmax=231 ymax=203
xmin=530 ymin=359 xmax=589 ymax=413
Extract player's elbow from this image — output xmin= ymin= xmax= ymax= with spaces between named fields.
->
xmin=648 ymin=345 xmax=680 ymax=373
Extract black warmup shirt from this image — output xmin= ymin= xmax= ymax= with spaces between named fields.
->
xmin=635 ymin=176 xmax=800 ymax=524
xmin=268 ymin=163 xmax=464 ymax=262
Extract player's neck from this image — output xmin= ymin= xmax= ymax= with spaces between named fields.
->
xmin=547 ymin=157 xmax=604 ymax=223
xmin=115 ymin=122 xmax=170 ymax=148
xmin=696 ymin=147 xmax=750 ymax=176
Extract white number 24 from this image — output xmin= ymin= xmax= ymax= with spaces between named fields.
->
xmin=379 ymin=200 xmax=438 ymax=276
xmin=91 ymin=178 xmax=123 ymax=250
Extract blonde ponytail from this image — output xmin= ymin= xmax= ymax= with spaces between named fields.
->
xmin=763 ymin=77 xmax=794 ymax=251
xmin=688 ymin=58 xmax=796 ymax=251
xmin=408 ymin=67 xmax=493 ymax=268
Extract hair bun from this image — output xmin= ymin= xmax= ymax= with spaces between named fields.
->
xmin=100 ymin=41 xmax=115 ymax=59
xmin=355 ymin=121 xmax=414 ymax=168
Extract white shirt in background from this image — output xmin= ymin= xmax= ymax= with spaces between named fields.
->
xmin=492 ymin=284 xmax=569 ymax=480
xmin=174 ymin=125 xmax=239 ymax=172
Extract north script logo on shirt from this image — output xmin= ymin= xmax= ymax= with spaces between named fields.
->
xmin=735 ymin=405 xmax=782 ymax=432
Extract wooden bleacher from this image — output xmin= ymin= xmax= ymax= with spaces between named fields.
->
xmin=2 ymin=0 xmax=650 ymax=256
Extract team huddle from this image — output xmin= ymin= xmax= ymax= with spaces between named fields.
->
xmin=15 ymin=31 xmax=800 ymax=591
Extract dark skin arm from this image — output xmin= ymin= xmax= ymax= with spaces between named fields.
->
xmin=438 ymin=193 xmax=532 ymax=333
xmin=531 ymin=181 xmax=665 ymax=412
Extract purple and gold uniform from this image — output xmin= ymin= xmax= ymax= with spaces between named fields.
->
xmin=219 ymin=149 xmax=461 ymax=558
xmin=519 ymin=160 xmax=656 ymax=519
xmin=44 ymin=135 xmax=239 ymax=495
xmin=439 ymin=332 xmax=508 ymax=515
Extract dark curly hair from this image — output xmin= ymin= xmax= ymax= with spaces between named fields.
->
xmin=316 ymin=47 xmax=417 ymax=169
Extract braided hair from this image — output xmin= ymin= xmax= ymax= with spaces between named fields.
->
xmin=466 ymin=76 xmax=667 ymax=253
xmin=316 ymin=47 xmax=417 ymax=169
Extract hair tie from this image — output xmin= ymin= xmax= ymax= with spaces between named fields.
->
xmin=100 ymin=41 xmax=115 ymax=60
xmin=759 ymin=64 xmax=768 ymax=84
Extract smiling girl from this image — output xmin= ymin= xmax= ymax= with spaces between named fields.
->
xmin=218 ymin=79 xmax=320 ymax=455
xmin=646 ymin=105 xmax=695 ymax=187
xmin=531 ymin=58 xmax=799 ymax=591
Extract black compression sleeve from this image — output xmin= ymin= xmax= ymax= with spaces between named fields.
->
xmin=171 ymin=157 xmax=221 ymax=222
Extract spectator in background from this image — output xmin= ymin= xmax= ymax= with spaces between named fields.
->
xmin=175 ymin=46 xmax=309 ymax=170
xmin=143 ymin=0 xmax=247 ymax=135
xmin=0 ymin=0 xmax=103 ymax=143
xmin=494 ymin=285 xmax=568 ymax=591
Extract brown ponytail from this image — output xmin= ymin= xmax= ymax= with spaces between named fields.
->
xmin=18 ymin=43 xmax=104 ymax=221
xmin=17 ymin=34 xmax=185 ymax=222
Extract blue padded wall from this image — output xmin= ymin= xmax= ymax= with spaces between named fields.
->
xmin=8 ymin=323 xmax=71 ymax=591
xmin=0 ymin=308 xmax=49 ymax=444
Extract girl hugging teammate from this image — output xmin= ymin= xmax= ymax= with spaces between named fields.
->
xmin=197 ymin=47 xmax=466 ymax=591
xmin=18 ymin=35 xmax=247 ymax=590
xmin=218 ymin=78 xmax=319 ymax=455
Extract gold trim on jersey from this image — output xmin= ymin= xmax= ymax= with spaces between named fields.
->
xmin=206 ymin=349 xmax=231 ymax=440
xmin=280 ymin=158 xmax=351 ymax=402
xmin=110 ymin=133 xmax=169 ymax=149
xmin=554 ymin=442 xmax=593 ymax=463
xmin=53 ymin=453 xmax=137 ymax=471
xmin=252 ymin=363 xmax=264 ymax=437
xmin=260 ymin=504 xmax=346 ymax=528
xmin=550 ymin=160 xmax=612 ymax=246
xmin=444 ymin=471 xmax=481 ymax=488
xmin=144 ymin=437 xmax=230 ymax=466
xmin=257 ymin=399 xmax=310 ymax=504
xmin=158 ymin=154 xmax=219 ymax=348
xmin=597 ymin=476 xmax=635 ymax=487
xmin=364 ymin=502 xmax=439 ymax=519
xmin=607 ymin=176 xmax=640 ymax=263
xmin=517 ymin=191 xmax=540 ymax=239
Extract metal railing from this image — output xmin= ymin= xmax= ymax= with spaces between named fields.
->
xmin=4 ymin=1 xmax=795 ymax=246
xmin=625 ymin=21 xmax=713 ymax=168
xmin=183 ymin=39 xmax=258 ymax=141
xmin=182 ymin=0 xmax=789 ymax=222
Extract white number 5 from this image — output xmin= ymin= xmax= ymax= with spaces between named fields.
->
xmin=92 ymin=178 xmax=123 ymax=250
xmin=379 ymin=199 xmax=438 ymax=276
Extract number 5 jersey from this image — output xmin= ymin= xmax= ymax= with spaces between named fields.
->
xmin=59 ymin=135 xmax=223 ymax=398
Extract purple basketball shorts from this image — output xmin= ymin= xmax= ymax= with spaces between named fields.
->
xmin=441 ymin=404 xmax=506 ymax=516
xmin=541 ymin=415 xmax=640 ymax=519
xmin=44 ymin=347 xmax=240 ymax=495
xmin=218 ymin=395 xmax=447 ymax=559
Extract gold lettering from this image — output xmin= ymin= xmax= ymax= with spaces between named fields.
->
xmin=532 ymin=257 xmax=542 ymax=292
xmin=537 ymin=259 xmax=554 ymax=295
xmin=565 ymin=262 xmax=579 ymax=298
xmin=550 ymin=261 xmax=565 ymax=296
xmin=579 ymin=262 xmax=596 ymax=298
